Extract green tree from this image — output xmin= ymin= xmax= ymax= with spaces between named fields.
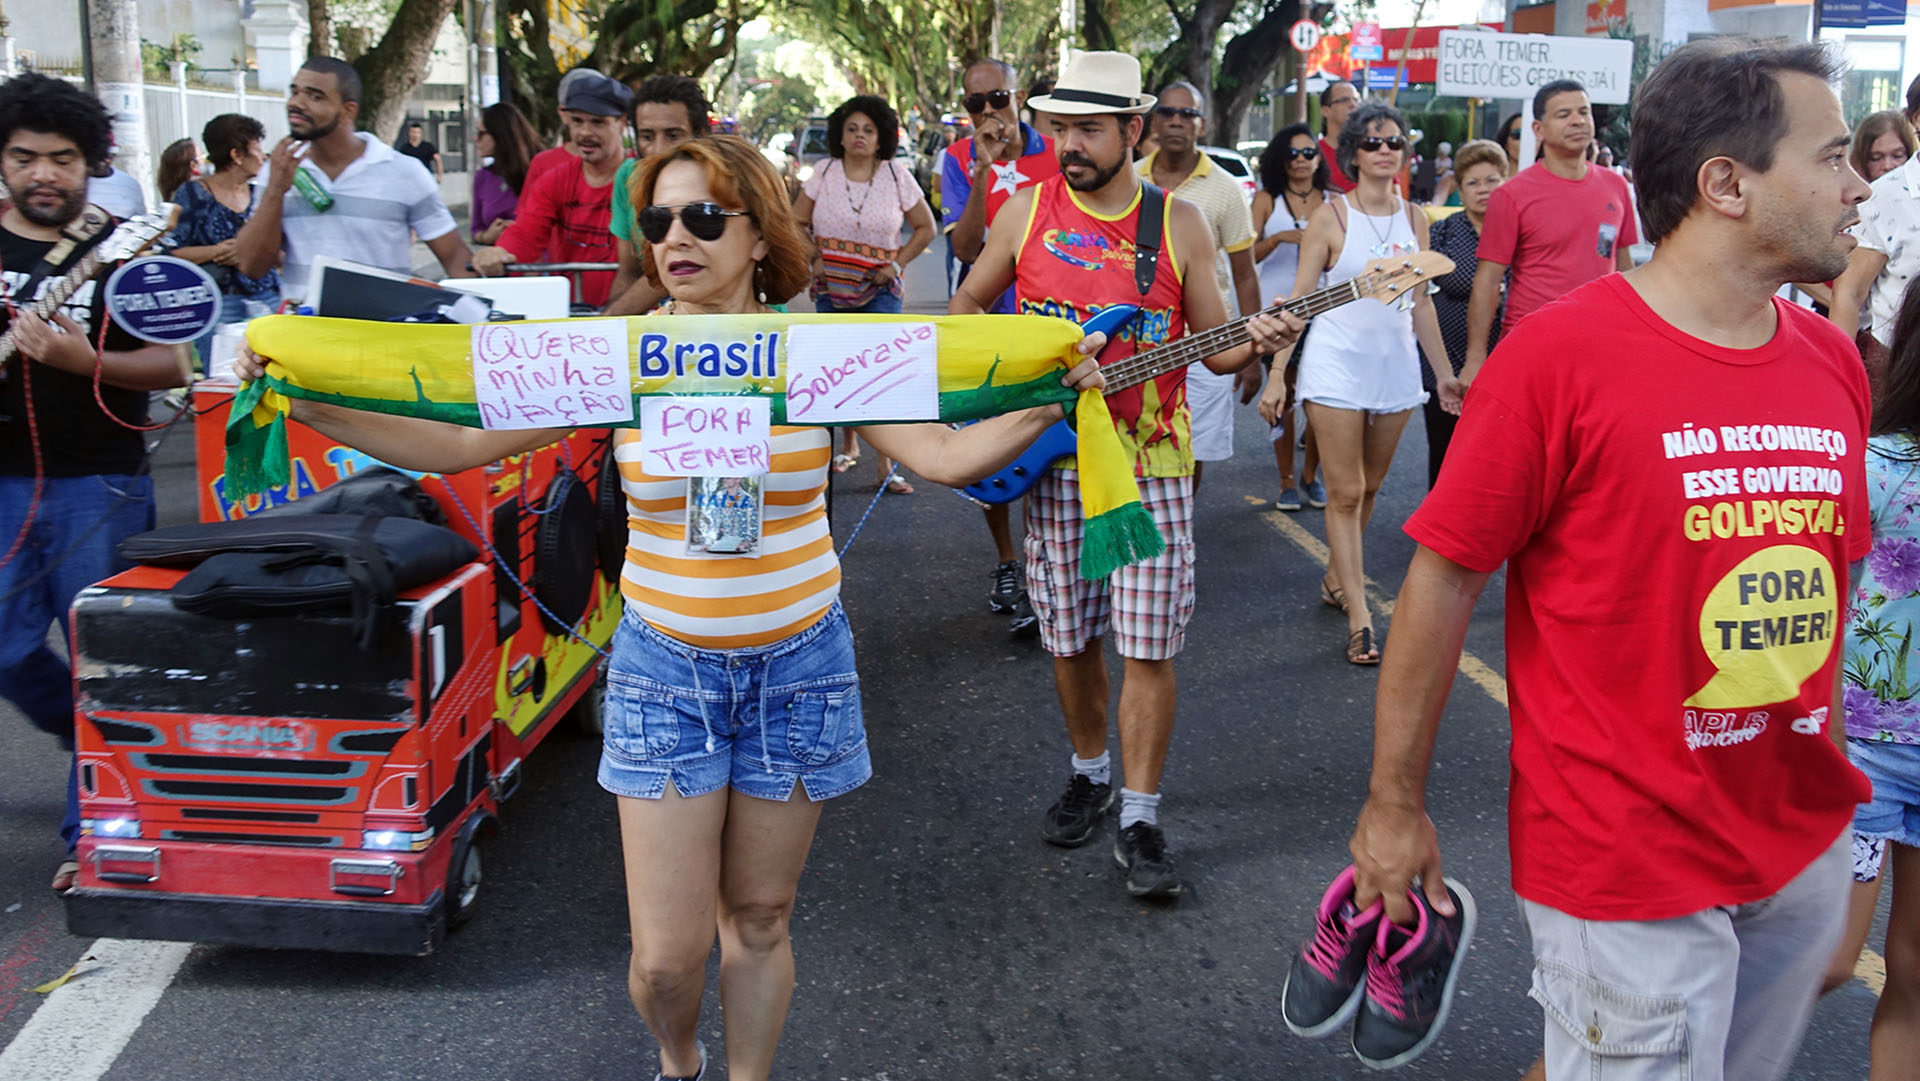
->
xmin=352 ymin=0 xmax=461 ymax=140
xmin=498 ymin=0 xmax=761 ymax=140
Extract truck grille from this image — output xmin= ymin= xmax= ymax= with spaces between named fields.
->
xmin=142 ymin=780 xmax=357 ymax=805
xmin=161 ymin=830 xmax=345 ymax=847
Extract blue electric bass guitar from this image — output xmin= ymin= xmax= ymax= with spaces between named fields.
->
xmin=963 ymin=251 xmax=1455 ymax=503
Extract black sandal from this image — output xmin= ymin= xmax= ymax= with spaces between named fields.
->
xmin=1346 ymin=626 xmax=1380 ymax=666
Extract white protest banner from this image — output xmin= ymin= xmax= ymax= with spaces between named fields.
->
xmin=472 ymin=318 xmax=634 ymax=429
xmin=1436 ymin=30 xmax=1634 ymax=104
xmin=783 ymin=322 xmax=940 ymax=424
xmin=638 ymin=397 xmax=773 ymax=476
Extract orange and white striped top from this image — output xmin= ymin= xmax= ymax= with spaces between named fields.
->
xmin=613 ymin=425 xmax=840 ymax=649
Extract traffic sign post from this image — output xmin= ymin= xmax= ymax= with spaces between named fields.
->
xmin=1351 ymin=21 xmax=1383 ymax=62
xmin=1290 ymin=18 xmax=1322 ymax=52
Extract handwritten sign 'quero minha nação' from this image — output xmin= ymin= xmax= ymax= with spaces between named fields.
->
xmin=471 ymin=319 xmax=633 ymax=429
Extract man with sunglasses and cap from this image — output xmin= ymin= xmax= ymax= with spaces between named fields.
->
xmin=952 ymin=51 xmax=1303 ymax=900
xmin=943 ymin=58 xmax=1063 ymax=635
xmin=472 ymin=72 xmax=632 ymax=307
xmin=1138 ymin=81 xmax=1262 ymax=492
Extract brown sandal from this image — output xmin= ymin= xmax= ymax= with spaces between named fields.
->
xmin=1346 ymin=626 xmax=1380 ymax=666
xmin=1320 ymin=577 xmax=1347 ymax=611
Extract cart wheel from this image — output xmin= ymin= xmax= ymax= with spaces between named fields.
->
xmin=570 ymin=668 xmax=607 ymax=737
xmin=446 ymin=827 xmax=487 ymax=930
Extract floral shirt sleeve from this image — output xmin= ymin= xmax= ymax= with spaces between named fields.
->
xmin=1845 ymin=431 xmax=1920 ymax=743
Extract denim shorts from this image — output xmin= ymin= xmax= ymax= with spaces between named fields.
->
xmin=1852 ymin=737 xmax=1920 ymax=851
xmin=596 ymin=602 xmax=872 ymax=802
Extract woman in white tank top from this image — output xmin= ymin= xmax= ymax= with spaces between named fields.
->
xmin=1274 ymin=104 xmax=1458 ymax=665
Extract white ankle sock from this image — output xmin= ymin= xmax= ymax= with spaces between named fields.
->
xmin=1120 ymin=787 xmax=1160 ymax=828
xmin=1071 ymin=751 xmax=1110 ymax=786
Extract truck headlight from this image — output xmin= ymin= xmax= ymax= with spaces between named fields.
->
xmin=83 ymin=817 xmax=141 ymax=839
xmin=362 ymin=827 xmax=434 ymax=852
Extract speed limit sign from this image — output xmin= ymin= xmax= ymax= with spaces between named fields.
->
xmin=1290 ymin=19 xmax=1323 ymax=53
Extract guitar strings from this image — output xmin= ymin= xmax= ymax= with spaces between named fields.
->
xmin=1095 ymin=275 xmax=1373 ymax=393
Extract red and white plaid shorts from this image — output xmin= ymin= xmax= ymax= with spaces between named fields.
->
xmin=1023 ymin=469 xmax=1195 ymax=661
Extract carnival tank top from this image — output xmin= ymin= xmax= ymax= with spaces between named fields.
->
xmin=1013 ymin=176 xmax=1191 ymax=477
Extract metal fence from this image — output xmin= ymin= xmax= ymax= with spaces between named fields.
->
xmin=143 ymin=83 xmax=288 ymax=156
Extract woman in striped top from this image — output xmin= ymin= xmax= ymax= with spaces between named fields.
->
xmin=237 ymin=134 xmax=1103 ymax=1081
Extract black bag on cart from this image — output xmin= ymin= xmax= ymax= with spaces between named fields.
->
xmin=116 ymin=514 xmax=477 ymax=648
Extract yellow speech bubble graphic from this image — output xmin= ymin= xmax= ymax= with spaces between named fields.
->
xmin=1686 ymin=544 xmax=1838 ymax=708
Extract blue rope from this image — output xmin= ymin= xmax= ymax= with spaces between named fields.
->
xmin=441 ymin=483 xmax=612 ymax=661
xmin=835 ymin=463 xmax=902 ymax=559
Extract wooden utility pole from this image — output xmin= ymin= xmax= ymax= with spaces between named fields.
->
xmin=86 ymin=0 xmax=152 ymax=200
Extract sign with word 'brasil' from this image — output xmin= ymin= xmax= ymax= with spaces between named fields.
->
xmin=236 ymin=311 xmax=1164 ymax=579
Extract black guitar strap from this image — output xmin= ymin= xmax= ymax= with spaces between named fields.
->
xmin=1134 ymin=182 xmax=1164 ymax=298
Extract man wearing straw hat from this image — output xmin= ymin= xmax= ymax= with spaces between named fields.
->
xmin=952 ymin=51 xmax=1304 ymax=899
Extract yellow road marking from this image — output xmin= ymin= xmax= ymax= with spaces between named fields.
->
xmin=1245 ymin=494 xmax=1882 ymax=993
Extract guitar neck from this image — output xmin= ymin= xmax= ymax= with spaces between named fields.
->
xmin=0 ymin=250 xmax=105 ymax=374
xmin=1097 ymin=279 xmax=1361 ymax=394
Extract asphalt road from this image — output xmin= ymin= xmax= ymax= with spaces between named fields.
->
xmin=0 ymin=251 xmax=1886 ymax=1079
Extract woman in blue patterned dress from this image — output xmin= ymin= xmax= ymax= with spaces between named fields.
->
xmin=167 ymin=114 xmax=281 ymax=363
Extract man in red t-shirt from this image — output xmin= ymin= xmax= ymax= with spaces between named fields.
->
xmin=1318 ymin=81 xmax=1359 ymax=193
xmin=1342 ymin=41 xmax=1872 ymax=1079
xmin=1458 ymin=80 xmax=1637 ymax=386
xmin=472 ymin=73 xmax=630 ymax=307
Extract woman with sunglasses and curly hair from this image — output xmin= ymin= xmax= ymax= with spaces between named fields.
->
xmin=238 ymin=134 xmax=1102 ymax=1081
xmin=1270 ymin=103 xmax=1457 ymax=665
xmin=1254 ymin=122 xmax=1328 ymax=513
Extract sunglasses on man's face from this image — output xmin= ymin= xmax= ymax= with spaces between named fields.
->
xmin=964 ymin=89 xmax=1012 ymax=114
xmin=1154 ymin=106 xmax=1203 ymax=120
xmin=1287 ymin=146 xmax=1319 ymax=160
xmin=638 ymin=201 xmax=747 ymax=244
xmin=1358 ymin=136 xmax=1407 ymax=153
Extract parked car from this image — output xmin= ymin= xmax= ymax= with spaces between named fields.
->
xmin=786 ymin=116 xmax=831 ymax=188
xmin=762 ymin=131 xmax=794 ymax=171
xmin=1202 ymin=145 xmax=1258 ymax=202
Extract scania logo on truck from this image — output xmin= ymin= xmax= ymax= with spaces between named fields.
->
xmin=179 ymin=720 xmax=317 ymax=753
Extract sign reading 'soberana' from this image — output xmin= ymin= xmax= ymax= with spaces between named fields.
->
xmin=1436 ymin=30 xmax=1633 ymax=104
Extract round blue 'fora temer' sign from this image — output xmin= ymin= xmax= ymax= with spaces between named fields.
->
xmin=103 ymin=256 xmax=220 ymax=345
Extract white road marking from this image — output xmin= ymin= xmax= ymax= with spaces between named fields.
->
xmin=0 ymin=938 xmax=192 ymax=1080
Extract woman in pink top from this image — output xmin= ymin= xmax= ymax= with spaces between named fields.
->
xmin=793 ymin=95 xmax=937 ymax=489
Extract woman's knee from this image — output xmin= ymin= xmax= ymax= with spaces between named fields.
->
xmin=628 ymin=948 xmax=708 ymax=1000
xmin=718 ymin=897 xmax=794 ymax=954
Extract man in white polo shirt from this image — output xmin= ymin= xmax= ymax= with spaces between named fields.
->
xmin=1136 ymin=81 xmax=1260 ymax=491
xmin=235 ymin=56 xmax=472 ymax=300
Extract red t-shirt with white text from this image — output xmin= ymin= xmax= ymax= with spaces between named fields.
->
xmin=1477 ymin=162 xmax=1638 ymax=334
xmin=1405 ymin=275 xmax=1872 ymax=921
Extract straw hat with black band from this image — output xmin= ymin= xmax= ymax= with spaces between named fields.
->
xmin=1027 ymin=52 xmax=1157 ymax=116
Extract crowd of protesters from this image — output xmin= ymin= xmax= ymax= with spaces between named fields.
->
xmin=1 ymin=35 xmax=1917 ymax=1081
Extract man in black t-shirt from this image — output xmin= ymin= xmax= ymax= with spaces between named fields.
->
xmin=0 ymin=74 xmax=181 ymax=893
xmin=398 ymin=121 xmax=443 ymax=181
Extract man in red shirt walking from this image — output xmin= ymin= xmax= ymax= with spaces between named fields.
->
xmin=1311 ymin=40 xmax=1872 ymax=1078
xmin=951 ymin=51 xmax=1301 ymax=900
xmin=472 ymin=73 xmax=630 ymax=307
xmin=1318 ymin=81 xmax=1360 ymax=193
xmin=1458 ymin=79 xmax=1636 ymax=386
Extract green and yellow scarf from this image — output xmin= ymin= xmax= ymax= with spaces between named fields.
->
xmin=233 ymin=312 xmax=1164 ymax=580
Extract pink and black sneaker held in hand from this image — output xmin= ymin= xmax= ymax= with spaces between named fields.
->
xmin=1351 ymin=877 xmax=1477 ymax=1070
xmin=1282 ymin=866 xmax=1385 ymax=1037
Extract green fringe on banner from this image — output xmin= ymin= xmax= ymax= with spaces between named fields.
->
xmin=222 ymin=381 xmax=290 ymax=500
xmin=1079 ymin=501 xmax=1165 ymax=581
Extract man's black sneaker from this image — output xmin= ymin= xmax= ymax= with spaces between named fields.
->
xmin=988 ymin=560 xmax=1024 ymax=614
xmin=1008 ymin=593 xmax=1040 ymax=637
xmin=1282 ymin=866 xmax=1385 ymax=1038
xmin=1039 ymin=773 xmax=1113 ymax=847
xmin=1113 ymin=821 xmax=1183 ymax=899
xmin=1350 ymin=877 xmax=1477 ymax=1070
